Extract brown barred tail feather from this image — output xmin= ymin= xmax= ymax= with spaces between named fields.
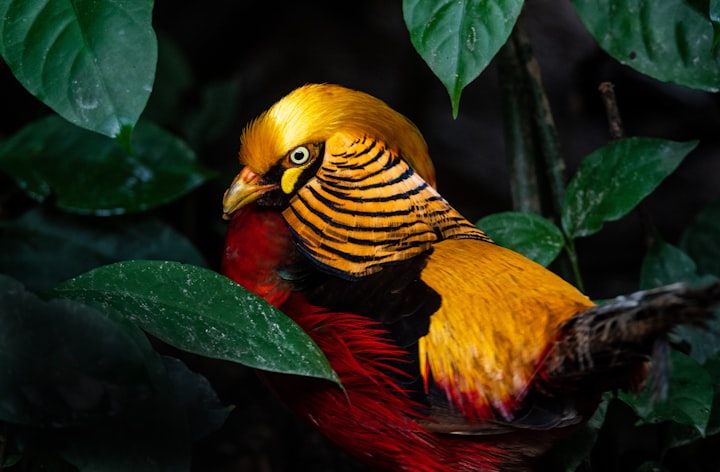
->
xmin=541 ymin=281 xmax=720 ymax=395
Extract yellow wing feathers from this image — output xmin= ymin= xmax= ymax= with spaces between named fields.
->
xmin=419 ymin=239 xmax=594 ymax=418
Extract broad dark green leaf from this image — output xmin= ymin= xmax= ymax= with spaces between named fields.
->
xmin=161 ymin=356 xmax=230 ymax=441
xmin=640 ymin=240 xmax=699 ymax=290
xmin=0 ymin=274 xmax=193 ymax=470
xmin=52 ymin=261 xmax=339 ymax=384
xmin=0 ymin=207 xmax=206 ymax=291
xmin=476 ymin=211 xmax=565 ymax=266
xmin=403 ymin=0 xmax=524 ymax=116
xmin=681 ymin=198 xmax=720 ymax=278
xmin=640 ymin=239 xmax=720 ymax=365
xmin=661 ymin=357 xmax=720 ymax=450
xmin=561 ymin=137 xmax=697 ymax=239
xmin=572 ymin=0 xmax=720 ymax=92
xmin=0 ymin=116 xmax=216 ymax=214
xmin=619 ymin=350 xmax=713 ymax=435
xmin=0 ymin=274 xmax=162 ymax=427
xmin=0 ymin=0 xmax=157 ymax=146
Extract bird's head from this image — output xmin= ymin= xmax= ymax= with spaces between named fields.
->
xmin=222 ymin=83 xmax=436 ymax=219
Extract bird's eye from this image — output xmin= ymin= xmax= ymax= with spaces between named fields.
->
xmin=288 ymin=146 xmax=311 ymax=166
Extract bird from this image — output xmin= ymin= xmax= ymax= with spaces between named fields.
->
xmin=221 ymin=83 xmax=720 ymax=471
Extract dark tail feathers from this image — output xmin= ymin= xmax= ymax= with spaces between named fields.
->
xmin=542 ymin=281 xmax=720 ymax=394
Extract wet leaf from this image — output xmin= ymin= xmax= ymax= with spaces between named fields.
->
xmin=403 ymin=0 xmax=523 ymax=116
xmin=0 ymin=116 xmax=216 ymax=215
xmin=561 ymin=137 xmax=696 ymax=239
xmin=476 ymin=211 xmax=565 ymax=266
xmin=52 ymin=261 xmax=339 ymax=384
xmin=0 ymin=0 xmax=157 ymax=144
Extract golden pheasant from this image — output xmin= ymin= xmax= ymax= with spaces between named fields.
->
xmin=221 ymin=83 xmax=720 ymax=471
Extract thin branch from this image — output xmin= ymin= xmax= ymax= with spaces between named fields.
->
xmin=598 ymin=82 xmax=625 ymax=140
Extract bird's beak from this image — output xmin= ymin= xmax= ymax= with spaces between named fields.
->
xmin=222 ymin=166 xmax=278 ymax=220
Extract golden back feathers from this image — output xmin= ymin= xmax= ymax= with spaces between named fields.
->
xmin=239 ymin=83 xmax=437 ymax=187
xmin=419 ymin=239 xmax=594 ymax=419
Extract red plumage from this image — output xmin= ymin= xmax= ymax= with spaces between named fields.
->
xmin=222 ymin=204 xmax=508 ymax=471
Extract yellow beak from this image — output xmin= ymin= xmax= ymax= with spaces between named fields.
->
xmin=222 ymin=166 xmax=278 ymax=220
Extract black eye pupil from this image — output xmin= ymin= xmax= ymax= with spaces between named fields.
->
xmin=291 ymin=147 xmax=309 ymax=164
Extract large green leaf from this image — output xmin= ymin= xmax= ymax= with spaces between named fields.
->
xmin=561 ymin=137 xmax=697 ymax=239
xmin=572 ymin=0 xmax=720 ymax=92
xmin=0 ymin=275 xmax=160 ymax=426
xmin=0 ymin=116 xmax=216 ymax=215
xmin=0 ymin=274 xmax=192 ymax=471
xmin=0 ymin=0 xmax=157 ymax=146
xmin=619 ymin=350 xmax=713 ymax=435
xmin=52 ymin=261 xmax=339 ymax=384
xmin=640 ymin=239 xmax=720 ymax=365
xmin=476 ymin=211 xmax=565 ymax=267
xmin=681 ymin=198 xmax=720 ymax=279
xmin=403 ymin=0 xmax=524 ymax=116
xmin=0 ymin=207 xmax=207 ymax=291
xmin=640 ymin=239 xmax=700 ymax=290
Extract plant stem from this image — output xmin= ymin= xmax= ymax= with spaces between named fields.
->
xmin=498 ymin=35 xmax=542 ymax=214
xmin=510 ymin=18 xmax=567 ymax=218
xmin=498 ymin=16 xmax=582 ymax=286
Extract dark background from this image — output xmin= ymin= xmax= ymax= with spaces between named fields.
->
xmin=2 ymin=1 xmax=719 ymax=470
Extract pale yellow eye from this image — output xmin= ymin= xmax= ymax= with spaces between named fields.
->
xmin=288 ymin=146 xmax=310 ymax=166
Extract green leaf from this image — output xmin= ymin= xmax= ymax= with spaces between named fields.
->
xmin=161 ymin=356 xmax=230 ymax=441
xmin=476 ymin=211 xmax=565 ymax=266
xmin=0 ymin=274 xmax=160 ymax=427
xmin=0 ymin=207 xmax=207 ymax=291
xmin=0 ymin=0 xmax=157 ymax=140
xmin=681 ymin=198 xmax=720 ymax=278
xmin=0 ymin=116 xmax=217 ymax=215
xmin=619 ymin=350 xmax=713 ymax=435
xmin=561 ymin=137 xmax=697 ymax=239
xmin=661 ymin=367 xmax=720 ymax=451
xmin=572 ymin=0 xmax=720 ymax=92
xmin=403 ymin=0 xmax=524 ymax=116
xmin=640 ymin=239 xmax=700 ymax=289
xmin=640 ymin=239 xmax=720 ymax=365
xmin=52 ymin=261 xmax=339 ymax=384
